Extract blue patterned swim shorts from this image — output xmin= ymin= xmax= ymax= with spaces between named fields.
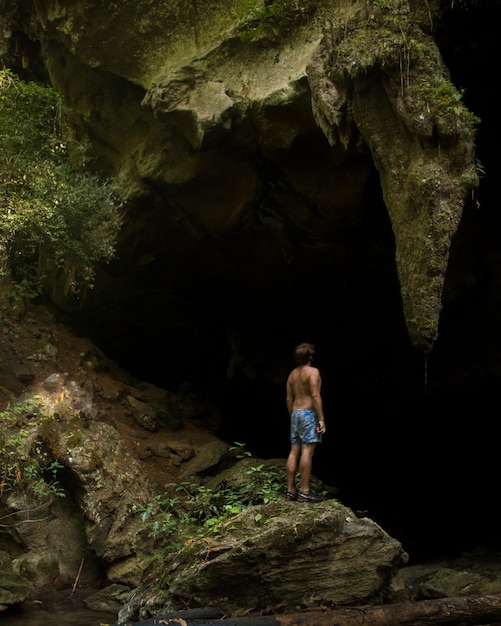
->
xmin=290 ymin=408 xmax=322 ymax=445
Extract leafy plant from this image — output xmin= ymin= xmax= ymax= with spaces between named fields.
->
xmin=238 ymin=0 xmax=320 ymax=42
xmin=140 ymin=445 xmax=285 ymax=551
xmin=228 ymin=441 xmax=253 ymax=458
xmin=0 ymin=398 xmax=66 ymax=502
xmin=0 ymin=69 xmax=122 ymax=299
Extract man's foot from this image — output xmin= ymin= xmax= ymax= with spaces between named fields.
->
xmin=285 ymin=490 xmax=298 ymax=501
xmin=297 ymin=490 xmax=323 ymax=503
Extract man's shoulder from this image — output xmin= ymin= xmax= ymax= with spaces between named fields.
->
xmin=289 ymin=365 xmax=319 ymax=379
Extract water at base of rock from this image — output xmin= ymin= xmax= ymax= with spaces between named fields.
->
xmin=0 ymin=600 xmax=117 ymax=626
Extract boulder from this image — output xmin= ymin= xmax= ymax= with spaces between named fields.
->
xmin=119 ymin=500 xmax=407 ymax=621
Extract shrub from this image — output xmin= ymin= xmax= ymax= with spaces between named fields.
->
xmin=0 ymin=398 xmax=66 ymax=504
xmin=140 ymin=448 xmax=285 ymax=551
xmin=0 ymin=69 xmax=122 ymax=299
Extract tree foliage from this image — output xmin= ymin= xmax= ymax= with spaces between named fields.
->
xmin=0 ymin=69 xmax=121 ymax=298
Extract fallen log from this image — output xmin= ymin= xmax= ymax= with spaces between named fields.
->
xmin=120 ymin=606 xmax=225 ymax=624
xmin=121 ymin=594 xmax=501 ymax=626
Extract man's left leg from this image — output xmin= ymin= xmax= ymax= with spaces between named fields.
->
xmin=286 ymin=444 xmax=301 ymax=495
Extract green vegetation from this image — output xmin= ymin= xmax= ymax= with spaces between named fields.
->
xmin=141 ymin=441 xmax=332 ymax=556
xmin=237 ymin=0 xmax=321 ymax=42
xmin=0 ymin=398 xmax=65 ymax=503
xmin=329 ymin=0 xmax=479 ymax=138
xmin=331 ymin=0 xmax=437 ymax=77
xmin=140 ymin=447 xmax=286 ymax=552
xmin=412 ymin=73 xmax=480 ymax=133
xmin=0 ymin=69 xmax=121 ymax=299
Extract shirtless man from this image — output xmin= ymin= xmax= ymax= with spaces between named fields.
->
xmin=285 ymin=342 xmax=326 ymax=503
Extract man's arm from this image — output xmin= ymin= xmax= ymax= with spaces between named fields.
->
xmin=309 ymin=368 xmax=326 ymax=432
xmin=286 ymin=377 xmax=294 ymax=414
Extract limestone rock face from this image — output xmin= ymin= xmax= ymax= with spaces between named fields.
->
xmin=0 ymin=0 xmax=477 ymax=367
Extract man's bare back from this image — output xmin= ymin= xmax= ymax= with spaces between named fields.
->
xmin=286 ymin=365 xmax=322 ymax=411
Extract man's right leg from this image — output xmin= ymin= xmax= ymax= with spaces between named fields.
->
xmin=298 ymin=442 xmax=316 ymax=493
xmin=297 ymin=443 xmax=323 ymax=502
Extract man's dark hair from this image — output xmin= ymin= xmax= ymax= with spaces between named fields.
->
xmin=294 ymin=342 xmax=315 ymax=365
